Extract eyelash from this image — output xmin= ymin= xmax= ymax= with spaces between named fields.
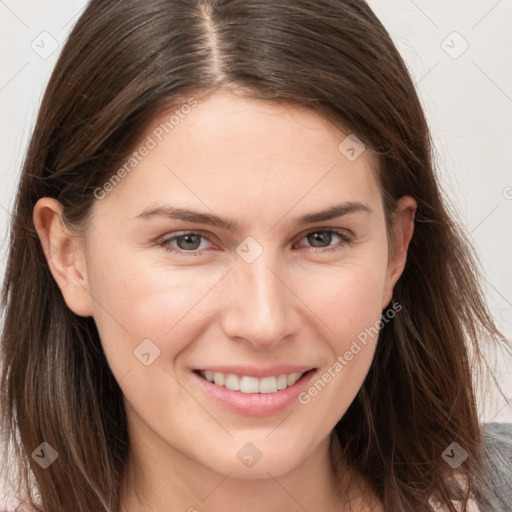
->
xmin=158 ymin=228 xmax=353 ymax=257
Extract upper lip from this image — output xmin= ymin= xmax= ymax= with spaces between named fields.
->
xmin=194 ymin=365 xmax=316 ymax=378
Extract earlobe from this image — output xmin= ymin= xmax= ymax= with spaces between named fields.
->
xmin=33 ymin=197 xmax=94 ymax=317
xmin=381 ymin=196 xmax=417 ymax=309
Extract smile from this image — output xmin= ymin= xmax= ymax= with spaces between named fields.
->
xmin=198 ymin=370 xmax=305 ymax=393
xmin=192 ymin=367 xmax=317 ymax=416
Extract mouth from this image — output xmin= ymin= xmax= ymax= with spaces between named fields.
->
xmin=195 ymin=369 xmax=308 ymax=393
xmin=191 ymin=367 xmax=317 ymax=417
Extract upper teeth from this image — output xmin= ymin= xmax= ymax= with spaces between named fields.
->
xmin=201 ymin=371 xmax=304 ymax=393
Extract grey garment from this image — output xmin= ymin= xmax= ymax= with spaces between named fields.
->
xmin=480 ymin=422 xmax=512 ymax=511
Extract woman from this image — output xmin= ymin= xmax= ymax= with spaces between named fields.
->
xmin=1 ymin=1 xmax=510 ymax=511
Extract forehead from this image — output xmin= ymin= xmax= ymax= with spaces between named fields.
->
xmin=94 ymin=91 xmax=382 ymax=223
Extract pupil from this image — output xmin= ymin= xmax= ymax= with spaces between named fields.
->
xmin=309 ymin=231 xmax=331 ymax=247
xmin=178 ymin=234 xmax=201 ymax=250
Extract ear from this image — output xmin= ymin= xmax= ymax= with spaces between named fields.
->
xmin=33 ymin=197 xmax=94 ymax=317
xmin=381 ymin=195 xmax=417 ymax=309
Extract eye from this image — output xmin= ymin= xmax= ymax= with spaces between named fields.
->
xmin=158 ymin=228 xmax=352 ymax=257
xmin=294 ymin=229 xmax=352 ymax=252
xmin=159 ymin=231 xmax=213 ymax=256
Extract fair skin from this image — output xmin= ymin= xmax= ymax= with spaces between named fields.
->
xmin=33 ymin=91 xmax=416 ymax=512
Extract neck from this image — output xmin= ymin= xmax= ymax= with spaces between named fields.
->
xmin=119 ymin=423 xmax=372 ymax=512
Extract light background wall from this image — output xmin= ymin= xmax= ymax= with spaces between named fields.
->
xmin=0 ymin=0 xmax=510 ymax=431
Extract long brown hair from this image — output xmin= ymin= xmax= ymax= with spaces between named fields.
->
xmin=0 ymin=1 xmax=506 ymax=510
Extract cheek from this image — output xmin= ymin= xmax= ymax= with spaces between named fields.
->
xmin=299 ymin=256 xmax=389 ymax=352
xmin=86 ymin=248 xmax=219 ymax=377
xmin=284 ymin=258 xmax=391 ymax=448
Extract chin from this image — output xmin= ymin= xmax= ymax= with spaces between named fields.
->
xmin=200 ymin=435 xmax=314 ymax=480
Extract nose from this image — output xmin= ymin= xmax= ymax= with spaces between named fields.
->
xmin=220 ymin=250 xmax=298 ymax=349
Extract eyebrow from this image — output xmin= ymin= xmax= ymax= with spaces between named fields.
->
xmin=134 ymin=201 xmax=372 ymax=231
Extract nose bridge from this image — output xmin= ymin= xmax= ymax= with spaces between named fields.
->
xmin=222 ymin=246 xmax=294 ymax=347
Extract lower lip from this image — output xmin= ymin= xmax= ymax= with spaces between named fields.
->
xmin=191 ymin=370 xmax=317 ymax=417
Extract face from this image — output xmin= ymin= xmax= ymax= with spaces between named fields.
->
xmin=35 ymin=91 xmax=415 ymax=482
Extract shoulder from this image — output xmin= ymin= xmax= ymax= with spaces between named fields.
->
xmin=433 ymin=424 xmax=512 ymax=512
xmin=481 ymin=422 xmax=512 ymax=509
xmin=482 ymin=422 xmax=512 ymax=471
